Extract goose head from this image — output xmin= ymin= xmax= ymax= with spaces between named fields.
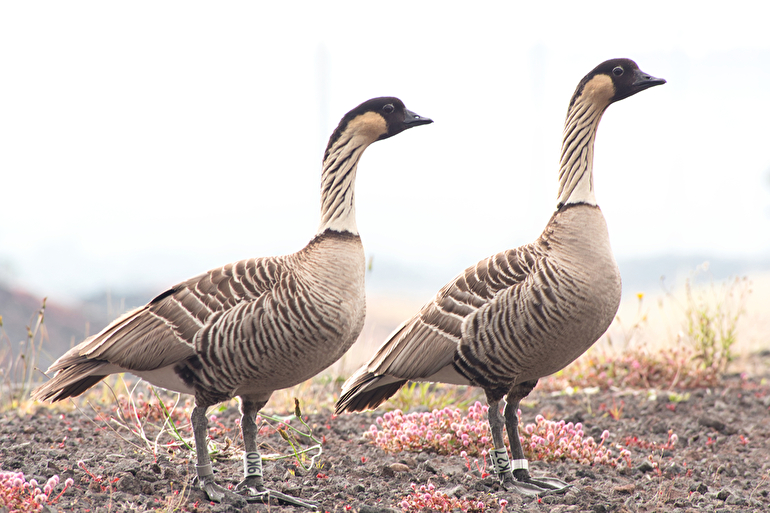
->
xmin=324 ymin=97 xmax=433 ymax=159
xmin=568 ymin=58 xmax=666 ymax=112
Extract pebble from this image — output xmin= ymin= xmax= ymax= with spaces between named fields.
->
xmin=613 ymin=483 xmax=635 ymax=494
xmin=699 ymin=416 xmax=726 ymax=433
xmin=388 ymin=463 xmax=409 ymax=473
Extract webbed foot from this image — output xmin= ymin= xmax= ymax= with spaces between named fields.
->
xmin=498 ymin=469 xmax=570 ymax=496
xmin=193 ymin=474 xmax=247 ymax=506
xmin=236 ymin=479 xmax=318 ymax=510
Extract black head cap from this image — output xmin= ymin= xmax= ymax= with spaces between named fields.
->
xmin=324 ymin=97 xmax=433 ymax=160
xmin=568 ymin=58 xmax=666 ymax=110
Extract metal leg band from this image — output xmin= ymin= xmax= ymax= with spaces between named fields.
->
xmin=244 ymin=451 xmax=263 ymax=478
xmin=512 ymin=459 xmax=529 ymax=471
xmin=196 ymin=463 xmax=214 ymax=479
xmin=490 ymin=448 xmax=512 ymax=475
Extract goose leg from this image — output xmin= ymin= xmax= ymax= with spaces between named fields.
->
xmin=235 ymin=395 xmax=318 ymax=510
xmin=191 ymin=404 xmax=228 ymax=502
xmin=504 ymin=380 xmax=570 ymax=494
xmin=486 ymin=390 xmax=544 ymax=496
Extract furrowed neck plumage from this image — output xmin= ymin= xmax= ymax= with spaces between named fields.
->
xmin=556 ymin=74 xmax=614 ymax=209
xmin=317 ymin=112 xmax=386 ymax=235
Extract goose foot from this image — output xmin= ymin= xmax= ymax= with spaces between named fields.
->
xmin=236 ymin=478 xmax=318 ymax=510
xmin=499 ymin=469 xmax=571 ymax=496
xmin=193 ymin=475 xmax=247 ymax=506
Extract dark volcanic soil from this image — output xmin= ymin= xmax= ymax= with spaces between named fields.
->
xmin=2 ymin=376 xmax=770 ymax=513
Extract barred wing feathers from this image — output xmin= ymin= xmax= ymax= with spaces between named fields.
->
xmin=34 ymin=255 xmax=287 ymax=401
xmin=336 ymin=244 xmax=544 ymax=412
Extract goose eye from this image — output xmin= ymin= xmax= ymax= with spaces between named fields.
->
xmin=382 ymin=104 xmax=395 ymax=114
xmin=612 ymin=66 xmax=624 ymax=77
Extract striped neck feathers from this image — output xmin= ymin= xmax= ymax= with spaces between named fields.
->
xmin=556 ymin=74 xmax=615 ymax=208
xmin=317 ymin=111 xmax=387 ymax=235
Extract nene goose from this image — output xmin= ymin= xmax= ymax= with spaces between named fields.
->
xmin=336 ymin=59 xmax=665 ymax=495
xmin=33 ymin=97 xmax=432 ymax=508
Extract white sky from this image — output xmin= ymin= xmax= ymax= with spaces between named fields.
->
xmin=1 ymin=1 xmax=769 ymax=302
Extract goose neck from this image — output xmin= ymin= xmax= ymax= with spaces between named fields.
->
xmin=316 ymin=134 xmax=370 ymax=235
xmin=555 ymin=99 xmax=607 ymax=208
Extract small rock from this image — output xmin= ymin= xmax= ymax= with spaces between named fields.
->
xmin=438 ymin=464 xmax=466 ymax=477
xmin=443 ymin=485 xmax=465 ymax=498
xmin=353 ymin=484 xmax=365 ymax=493
xmin=613 ymin=483 xmax=635 ymax=494
xmin=161 ymin=467 xmax=178 ymax=480
xmin=473 ymin=481 xmax=491 ymax=492
xmin=699 ymin=416 xmax=726 ymax=433
xmin=389 ymin=463 xmax=410 ymax=473
xmin=717 ymin=489 xmax=731 ymax=501
xmin=716 ymin=465 xmax=737 ymax=477
xmin=563 ymin=490 xmax=579 ymax=505
xmin=575 ymin=469 xmax=596 ymax=479
xmin=135 ymin=470 xmax=158 ymax=483
xmin=418 ymin=461 xmax=438 ymax=474
xmin=592 ymin=505 xmax=608 ymax=513
xmin=637 ymin=461 xmax=654 ymax=473
xmin=116 ymin=474 xmax=142 ymax=495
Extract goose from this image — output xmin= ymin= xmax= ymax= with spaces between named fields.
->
xmin=32 ymin=97 xmax=432 ymax=508
xmin=336 ymin=59 xmax=665 ymax=495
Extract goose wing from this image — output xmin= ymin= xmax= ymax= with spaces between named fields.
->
xmin=337 ymin=245 xmax=541 ymax=412
xmin=34 ymin=256 xmax=285 ymax=402
xmin=76 ymin=257 xmax=284 ymax=370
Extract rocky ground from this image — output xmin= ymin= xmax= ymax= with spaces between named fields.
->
xmin=2 ymin=374 xmax=770 ymax=513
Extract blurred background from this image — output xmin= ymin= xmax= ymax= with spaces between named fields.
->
xmin=1 ymin=1 xmax=768 ymax=372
